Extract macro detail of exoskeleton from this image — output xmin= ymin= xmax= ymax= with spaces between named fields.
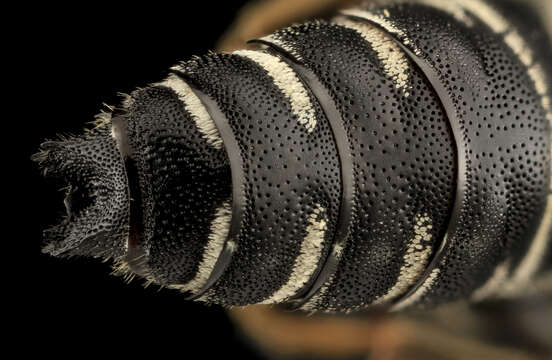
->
xmin=34 ymin=0 xmax=551 ymax=313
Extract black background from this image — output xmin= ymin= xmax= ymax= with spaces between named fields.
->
xmin=17 ymin=2 xmax=263 ymax=358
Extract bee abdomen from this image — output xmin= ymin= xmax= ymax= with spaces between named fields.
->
xmin=35 ymin=0 xmax=552 ymax=313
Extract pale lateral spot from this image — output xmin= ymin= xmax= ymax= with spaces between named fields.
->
xmin=234 ymin=50 xmax=317 ymax=133
xmin=528 ymin=64 xmax=547 ymax=95
xmin=333 ymin=242 xmax=345 ymax=258
xmin=157 ymin=74 xmax=224 ymax=150
xmin=414 ymin=0 xmax=474 ymax=27
xmin=504 ymin=30 xmax=533 ymax=66
xmin=471 ymin=260 xmax=511 ymax=301
xmin=300 ymin=273 xmax=335 ymax=313
xmin=500 ymin=174 xmax=552 ymax=296
xmin=335 ymin=17 xmax=411 ymax=96
xmin=169 ymin=199 xmax=232 ymax=294
xmin=373 ymin=214 xmax=434 ymax=304
xmin=261 ymin=204 xmax=328 ymax=304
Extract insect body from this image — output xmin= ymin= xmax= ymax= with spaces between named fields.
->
xmin=34 ymin=0 xmax=551 ymax=313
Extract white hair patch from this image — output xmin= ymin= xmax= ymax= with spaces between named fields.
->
xmin=169 ymin=199 xmax=232 ymax=294
xmin=339 ymin=8 xmax=421 ymax=56
xmin=373 ymin=214 xmax=434 ymax=304
xmin=342 ymin=1 xmax=551 ymax=126
xmin=335 ymin=17 xmax=411 ymax=96
xmin=392 ymin=268 xmax=441 ymax=311
xmin=234 ymin=50 xmax=317 ymax=133
xmin=300 ymin=242 xmax=346 ymax=313
xmin=157 ymin=74 xmax=224 ymax=150
xmin=260 ymin=204 xmax=328 ymax=304
xmin=447 ymin=1 xmax=552 ymax=127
